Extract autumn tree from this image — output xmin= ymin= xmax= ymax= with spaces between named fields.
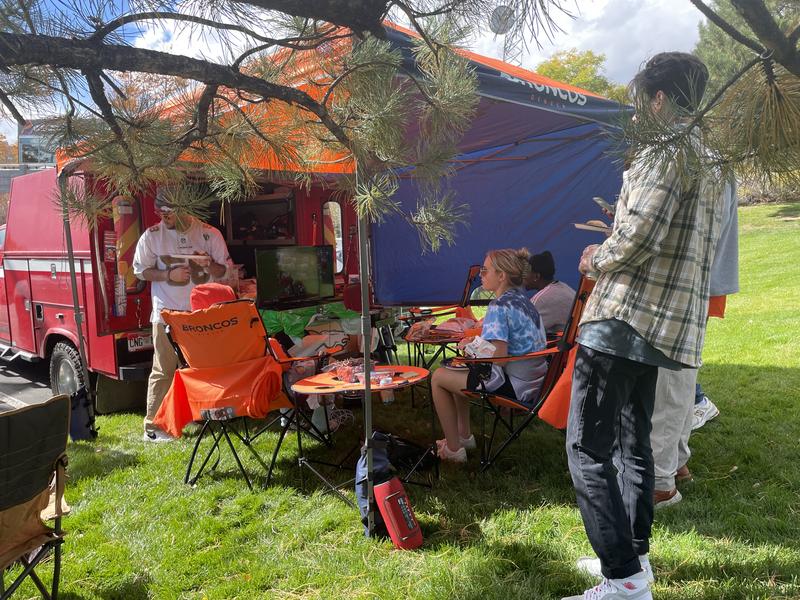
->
xmin=0 ymin=133 xmax=17 ymax=163
xmin=536 ymin=49 xmax=628 ymax=103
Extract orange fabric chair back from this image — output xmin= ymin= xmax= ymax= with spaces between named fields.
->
xmin=190 ymin=283 xmax=236 ymax=311
xmin=161 ymin=300 xmax=266 ymax=369
xmin=538 ymin=276 xmax=595 ymax=429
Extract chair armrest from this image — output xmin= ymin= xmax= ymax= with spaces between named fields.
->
xmin=452 ymin=346 xmax=559 ymax=366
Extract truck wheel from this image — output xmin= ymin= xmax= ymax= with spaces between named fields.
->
xmin=50 ymin=341 xmax=85 ymax=396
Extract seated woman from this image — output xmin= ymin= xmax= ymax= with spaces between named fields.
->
xmin=432 ymin=248 xmax=548 ymax=463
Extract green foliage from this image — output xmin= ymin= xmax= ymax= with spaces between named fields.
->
xmin=536 ymin=48 xmax=628 ymax=103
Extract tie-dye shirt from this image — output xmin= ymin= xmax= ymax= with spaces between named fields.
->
xmin=481 ymin=287 xmax=548 ymax=405
xmin=482 ymin=287 xmax=547 ymax=355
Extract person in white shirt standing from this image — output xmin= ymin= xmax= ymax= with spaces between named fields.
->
xmin=133 ymin=189 xmax=232 ymax=442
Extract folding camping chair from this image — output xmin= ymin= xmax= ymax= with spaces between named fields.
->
xmin=156 ymin=299 xmax=293 ymax=490
xmin=457 ymin=276 xmax=594 ymax=471
xmin=1 ymin=394 xmax=70 ymax=600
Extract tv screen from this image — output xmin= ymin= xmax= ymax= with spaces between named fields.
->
xmin=256 ymin=246 xmax=335 ymax=305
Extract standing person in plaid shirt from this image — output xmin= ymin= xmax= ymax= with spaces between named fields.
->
xmin=562 ymin=52 xmax=723 ymax=600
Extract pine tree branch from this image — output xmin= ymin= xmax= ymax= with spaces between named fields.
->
xmin=229 ymin=0 xmax=388 ymax=37
xmin=0 ymin=31 xmax=354 ymax=152
xmin=0 ymin=87 xmax=26 ymax=125
xmin=688 ymin=0 xmax=765 ymax=55
xmin=730 ymin=0 xmax=800 ymax=76
xmin=83 ymin=68 xmax=139 ymax=175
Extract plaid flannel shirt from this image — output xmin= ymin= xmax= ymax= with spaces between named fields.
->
xmin=580 ymin=150 xmax=724 ymax=367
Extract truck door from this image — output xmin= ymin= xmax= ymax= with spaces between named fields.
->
xmin=3 ymin=256 xmax=35 ymax=353
xmin=0 ymin=225 xmax=11 ymax=344
xmin=92 ymin=194 xmax=152 ymax=336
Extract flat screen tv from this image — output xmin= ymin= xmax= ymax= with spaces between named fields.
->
xmin=256 ymin=245 xmax=335 ymax=305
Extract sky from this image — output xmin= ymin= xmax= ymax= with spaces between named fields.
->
xmin=0 ymin=0 xmax=704 ymax=145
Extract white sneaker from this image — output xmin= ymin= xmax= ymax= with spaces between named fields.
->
xmin=435 ymin=439 xmax=467 ymax=463
xmin=562 ymin=571 xmax=652 ymax=600
xmin=460 ymin=434 xmax=476 ymax=450
xmin=576 ymin=555 xmax=654 ymax=583
xmin=143 ymin=429 xmax=175 ymax=443
xmin=692 ymin=396 xmax=720 ymax=430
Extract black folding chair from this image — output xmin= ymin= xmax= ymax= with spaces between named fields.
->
xmin=1 ymin=394 xmax=70 ymax=600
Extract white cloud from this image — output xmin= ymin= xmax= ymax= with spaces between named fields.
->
xmin=471 ymin=0 xmax=704 ymax=84
xmin=0 ymin=119 xmax=17 ymax=142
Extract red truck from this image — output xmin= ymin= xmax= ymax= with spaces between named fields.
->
xmin=1 ymin=166 xmax=361 ymax=409
xmin=0 ymin=168 xmax=154 ymax=409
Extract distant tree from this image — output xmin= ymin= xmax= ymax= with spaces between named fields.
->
xmin=0 ymin=134 xmax=17 ymax=163
xmin=536 ymin=49 xmax=628 ymax=103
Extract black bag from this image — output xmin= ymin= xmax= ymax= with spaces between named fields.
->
xmin=355 ymin=431 xmax=394 ymax=537
xmin=386 ymin=434 xmax=437 ymax=473
xmin=69 ymin=386 xmax=98 ymax=441
xmin=355 ymin=431 xmax=437 ymax=537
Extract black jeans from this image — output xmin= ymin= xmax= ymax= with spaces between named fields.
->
xmin=566 ymin=344 xmax=658 ymax=580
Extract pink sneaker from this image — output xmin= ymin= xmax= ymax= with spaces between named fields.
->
xmin=435 ymin=439 xmax=467 ymax=463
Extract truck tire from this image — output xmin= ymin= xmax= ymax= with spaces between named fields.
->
xmin=50 ymin=341 xmax=85 ymax=396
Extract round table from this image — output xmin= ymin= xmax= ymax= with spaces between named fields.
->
xmin=290 ymin=365 xmax=429 ymax=395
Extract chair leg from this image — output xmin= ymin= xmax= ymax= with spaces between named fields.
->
xmin=480 ymin=412 xmax=538 ymax=472
xmin=266 ymin=417 xmax=293 ymax=485
xmin=52 ymin=538 xmax=61 ymax=600
xmin=185 ymin=420 xmax=210 ymax=483
xmin=220 ymin=424 xmax=253 ymax=491
xmin=187 ymin=422 xmax=223 ymax=486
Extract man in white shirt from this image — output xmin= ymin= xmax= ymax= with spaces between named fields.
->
xmin=133 ymin=190 xmax=231 ymax=442
xmin=524 ymin=251 xmax=576 ymax=336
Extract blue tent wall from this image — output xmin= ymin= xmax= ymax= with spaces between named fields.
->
xmin=371 ymin=122 xmax=623 ymax=305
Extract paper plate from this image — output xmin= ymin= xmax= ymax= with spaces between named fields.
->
xmin=441 ymin=358 xmax=468 ymax=371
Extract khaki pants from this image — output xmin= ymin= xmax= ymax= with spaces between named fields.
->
xmin=651 ymin=367 xmax=697 ymax=491
xmin=144 ymin=322 xmax=179 ymax=435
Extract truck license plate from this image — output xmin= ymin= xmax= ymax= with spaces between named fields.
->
xmin=127 ymin=333 xmax=153 ymax=352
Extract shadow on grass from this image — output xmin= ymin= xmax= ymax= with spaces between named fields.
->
xmin=67 ymin=443 xmax=140 ymax=484
xmin=770 ymin=201 xmax=800 ymax=219
xmin=59 ymin=577 xmax=150 ymax=600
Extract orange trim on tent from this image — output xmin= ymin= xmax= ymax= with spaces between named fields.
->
xmin=384 ymin=22 xmax=607 ymax=100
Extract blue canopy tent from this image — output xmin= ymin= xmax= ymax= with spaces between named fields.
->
xmin=371 ymin=26 xmax=627 ymax=305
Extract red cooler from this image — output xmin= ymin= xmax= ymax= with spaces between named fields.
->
xmin=373 ymin=477 xmax=423 ymax=550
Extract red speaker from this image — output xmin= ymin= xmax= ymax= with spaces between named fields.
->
xmin=373 ymin=477 xmax=423 ymax=550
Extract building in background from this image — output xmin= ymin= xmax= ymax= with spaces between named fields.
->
xmin=18 ymin=119 xmax=57 ymax=164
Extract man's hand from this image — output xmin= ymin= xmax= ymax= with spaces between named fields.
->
xmin=579 ymin=244 xmax=600 ymax=276
xmin=168 ymin=265 xmax=191 ymax=284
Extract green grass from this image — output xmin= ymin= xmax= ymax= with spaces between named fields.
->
xmin=9 ymin=203 xmax=800 ymax=599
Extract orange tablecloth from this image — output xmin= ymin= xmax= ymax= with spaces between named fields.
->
xmin=290 ymin=365 xmax=428 ymax=395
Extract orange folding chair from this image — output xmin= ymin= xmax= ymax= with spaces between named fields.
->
xmin=1 ymin=394 xmax=70 ymax=600
xmin=155 ymin=299 xmax=292 ymax=490
xmin=456 ymin=276 xmax=594 ymax=471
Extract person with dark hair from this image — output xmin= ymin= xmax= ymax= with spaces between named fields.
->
xmin=562 ymin=52 xmax=720 ymax=600
xmin=524 ymin=250 xmax=576 ymax=335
